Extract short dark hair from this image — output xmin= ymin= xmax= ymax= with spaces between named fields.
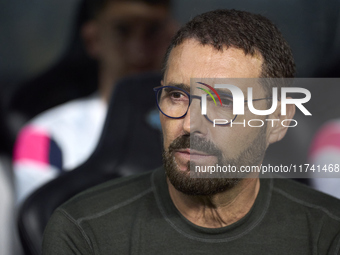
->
xmin=86 ymin=0 xmax=171 ymax=19
xmin=163 ymin=9 xmax=295 ymax=94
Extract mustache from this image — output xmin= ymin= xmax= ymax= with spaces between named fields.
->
xmin=168 ymin=135 xmax=223 ymax=158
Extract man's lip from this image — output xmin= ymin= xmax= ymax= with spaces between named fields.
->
xmin=173 ymin=149 xmax=218 ymax=171
xmin=174 ymin=149 xmax=213 ymax=156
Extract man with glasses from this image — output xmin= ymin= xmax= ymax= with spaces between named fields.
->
xmin=43 ymin=9 xmax=340 ymax=254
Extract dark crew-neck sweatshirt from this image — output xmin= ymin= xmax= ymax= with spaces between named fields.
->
xmin=43 ymin=167 xmax=340 ymax=254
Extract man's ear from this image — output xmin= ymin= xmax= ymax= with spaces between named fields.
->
xmin=267 ymin=98 xmax=296 ymax=145
xmin=81 ymin=21 xmax=100 ymax=59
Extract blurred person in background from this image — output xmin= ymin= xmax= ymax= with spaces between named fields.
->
xmin=309 ymin=119 xmax=340 ymax=198
xmin=13 ymin=0 xmax=176 ymax=203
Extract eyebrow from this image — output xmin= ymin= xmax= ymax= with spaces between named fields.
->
xmin=164 ymin=82 xmax=190 ymax=92
xmin=214 ymin=89 xmax=233 ymax=98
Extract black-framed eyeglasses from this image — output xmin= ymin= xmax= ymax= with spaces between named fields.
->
xmin=153 ymin=85 xmax=272 ymax=125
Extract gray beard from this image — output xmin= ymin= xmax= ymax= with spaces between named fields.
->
xmin=163 ymin=126 xmax=267 ymax=196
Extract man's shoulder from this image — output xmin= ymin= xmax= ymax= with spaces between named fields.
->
xmin=58 ymin=170 xmax=156 ymax=221
xmin=272 ymin=178 xmax=340 ymax=219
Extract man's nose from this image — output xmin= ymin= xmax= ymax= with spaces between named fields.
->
xmin=183 ymin=98 xmax=208 ymax=136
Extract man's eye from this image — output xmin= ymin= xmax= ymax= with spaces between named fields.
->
xmin=169 ymin=91 xmax=187 ymax=100
xmin=221 ymin=98 xmax=233 ymax=107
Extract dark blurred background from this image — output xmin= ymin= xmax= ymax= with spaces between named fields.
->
xmin=2 ymin=0 xmax=340 ymax=85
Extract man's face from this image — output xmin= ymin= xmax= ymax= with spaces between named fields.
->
xmin=161 ymin=39 xmax=271 ymax=196
xmin=84 ymin=1 xmax=174 ymax=82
